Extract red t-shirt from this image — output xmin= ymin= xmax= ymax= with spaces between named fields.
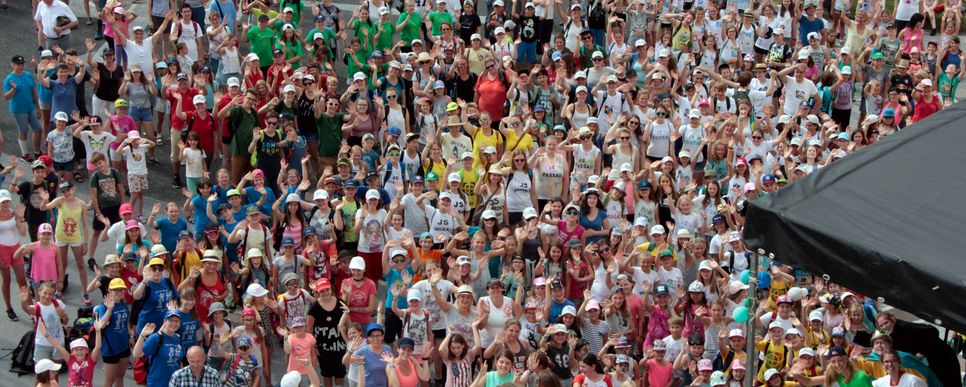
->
xmin=912 ymin=94 xmax=940 ymax=123
xmin=345 ymin=278 xmax=377 ymax=324
xmin=267 ymin=63 xmax=294 ymax=94
xmin=166 ymin=86 xmax=201 ymax=130
xmin=474 ymin=74 xmax=508 ymax=121
xmin=67 ymin=354 xmax=96 ymax=387
xmin=244 ymin=71 xmax=263 ymax=91
xmin=187 ymin=111 xmax=216 ymax=154
xmin=119 ymin=267 xmax=142 ymax=304
xmin=195 ymin=274 xmax=226 ymax=324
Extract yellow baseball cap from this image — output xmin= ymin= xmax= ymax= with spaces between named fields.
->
xmin=109 ymin=278 xmax=127 ymax=290
xmin=148 ymin=257 xmax=166 ymax=267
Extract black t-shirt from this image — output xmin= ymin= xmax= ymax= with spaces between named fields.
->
xmin=459 ymin=12 xmax=482 ymax=45
xmin=519 ymin=15 xmax=539 ymax=43
xmin=545 ymin=343 xmax=572 ymax=379
xmin=296 ymin=93 xmax=318 ymax=137
xmin=18 ymin=177 xmax=57 ymax=225
xmin=307 ymin=301 xmax=346 ymax=355
xmin=453 ymin=73 xmax=478 ymax=103
xmin=95 ymin=63 xmax=124 ymax=101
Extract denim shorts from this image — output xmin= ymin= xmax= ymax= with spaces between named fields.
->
xmin=129 ymin=106 xmax=153 ymax=122
xmin=14 ymin=112 xmax=42 ymax=133
xmin=53 ymin=160 xmax=75 ymax=172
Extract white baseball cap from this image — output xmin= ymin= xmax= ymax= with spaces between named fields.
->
xmin=349 ymin=256 xmax=366 ymax=270
xmin=192 ymin=95 xmax=206 ymax=105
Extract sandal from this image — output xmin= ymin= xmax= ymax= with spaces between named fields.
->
xmin=73 ymin=172 xmax=85 ymax=183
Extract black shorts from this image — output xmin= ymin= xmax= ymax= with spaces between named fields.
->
xmin=53 ymin=160 xmax=75 ymax=172
xmin=384 ymin=309 xmax=402 ymax=344
xmin=433 ymin=329 xmax=447 ymax=340
xmin=508 ymin=211 xmax=523 ymax=226
xmin=94 ymin=205 xmax=121 ymax=231
xmin=102 ymin=348 xmax=131 ymax=364
xmin=318 ymin=352 xmax=347 ymax=378
xmin=151 ymin=16 xmax=167 ymax=33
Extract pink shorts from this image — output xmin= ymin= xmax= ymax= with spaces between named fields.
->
xmin=0 ymin=244 xmax=23 ymax=269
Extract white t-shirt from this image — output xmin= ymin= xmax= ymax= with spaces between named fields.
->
xmin=79 ymin=131 xmax=116 ymax=161
xmin=782 ymin=76 xmax=818 ymax=116
xmin=872 ymin=374 xmax=927 ymax=387
xmin=170 ymin=20 xmax=203 ymax=62
xmin=596 ymin=91 xmax=630 ymax=135
xmin=124 ymin=39 xmax=157 ymax=78
xmin=425 ymin=205 xmax=458 ymax=242
xmin=182 ymin=148 xmax=206 ymax=178
xmin=122 ymin=144 xmax=150 ymax=175
xmin=410 ymin=279 xmax=455 ymax=329
xmin=107 ymin=220 xmax=147 ymax=249
xmin=895 ymin=0 xmax=920 ymax=21
xmin=34 ymin=0 xmax=77 ymax=39
xmin=356 ymin=208 xmax=387 ymax=253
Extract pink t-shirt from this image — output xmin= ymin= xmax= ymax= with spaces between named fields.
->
xmin=109 ymin=115 xmax=138 ymax=150
xmin=286 ymin=333 xmax=317 ymax=375
xmin=556 ymin=219 xmax=585 ymax=246
xmin=68 ymin=354 xmax=97 ymax=387
xmin=646 ymin=359 xmax=674 ymax=387
xmin=346 ymin=278 xmax=377 ymax=324
xmin=103 ymin=18 xmax=131 ymax=40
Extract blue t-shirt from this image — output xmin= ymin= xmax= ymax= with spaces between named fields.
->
xmin=219 ymin=220 xmax=240 ymax=264
xmin=136 ymin=279 xmax=180 ymax=334
xmin=4 ymin=72 xmax=37 ymax=114
xmin=177 ymin=310 xmax=202 ymax=348
xmin=209 ymin=0 xmax=238 ymax=34
xmin=243 ymin=186 xmax=276 ymax=216
xmin=155 ymin=217 xmax=189 ymax=254
xmin=37 ymin=68 xmax=55 ymax=103
xmin=798 ymin=15 xmax=824 ymax=45
xmin=94 ymin=302 xmax=130 ymax=357
xmin=49 ymin=77 xmax=79 ymax=120
xmin=142 ymin=332 xmax=184 ymax=387
xmin=384 ymin=266 xmax=415 ymax=309
xmin=548 ymin=298 xmax=576 ymax=324
xmin=190 ymin=195 xmax=212 ymax=235
xmin=354 ymin=344 xmax=392 ymax=387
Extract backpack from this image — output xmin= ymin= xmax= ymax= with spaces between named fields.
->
xmin=236 ymin=222 xmax=271 ymax=259
xmin=133 ymin=332 xmax=177 ymax=385
xmin=249 ymin=129 xmax=283 ymax=167
xmin=9 ymin=304 xmax=44 ymax=376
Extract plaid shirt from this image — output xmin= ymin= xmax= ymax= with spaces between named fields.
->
xmin=168 ymin=365 xmax=220 ymax=387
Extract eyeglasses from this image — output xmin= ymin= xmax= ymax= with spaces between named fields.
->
xmin=239 ymin=346 xmax=250 ymax=351
xmin=629 ymin=121 xmax=639 ymax=125
xmin=656 ymin=112 xmax=667 ymax=117
xmin=266 ymin=120 xmax=278 ymax=125
xmin=442 ymin=28 xmax=451 ymax=31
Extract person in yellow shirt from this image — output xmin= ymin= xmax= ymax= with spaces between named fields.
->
xmin=803 ymin=310 xmax=830 ymax=350
xmin=498 ymin=115 xmax=534 ymax=156
xmin=756 ymin=322 xmax=789 ymax=383
xmin=468 ymin=113 xmax=504 ymax=170
xmin=765 ymin=264 xmax=795 ymax=310
xmin=452 ymin=153 xmax=480 ymax=209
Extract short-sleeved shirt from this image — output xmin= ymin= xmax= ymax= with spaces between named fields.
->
xmin=229 ymin=106 xmax=258 ymax=156
xmin=4 ymin=72 xmax=37 ymax=114
xmin=354 ymin=344 xmax=393 ymax=387
xmin=142 ymin=332 xmax=184 ymax=386
xmin=90 ymin=168 xmax=123 ymax=208
xmin=155 ymin=217 xmax=189 ymax=254
xmin=245 ymin=26 xmax=277 ymax=67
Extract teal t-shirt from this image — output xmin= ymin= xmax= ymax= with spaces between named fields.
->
xmin=245 ymin=26 xmax=277 ymax=67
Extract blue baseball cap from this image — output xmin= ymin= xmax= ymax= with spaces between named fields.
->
xmin=712 ymin=214 xmax=726 ymax=223
xmin=303 ymin=226 xmax=318 ymax=237
xmin=388 ymin=126 xmax=402 ymax=136
xmin=551 ymin=51 xmax=562 ymax=61
xmin=836 ymin=132 xmax=851 ymax=141
xmin=365 ymin=323 xmax=384 ymax=336
xmin=411 ymin=175 xmax=424 ymax=184
xmin=654 ymin=285 xmax=669 ymax=296
xmin=281 ymin=237 xmax=296 ymax=247
xmin=236 ymin=336 xmax=254 ymax=347
xmin=762 ymin=174 xmax=777 ymax=184
xmin=344 ymin=179 xmax=360 ymax=188
xmin=419 ymin=232 xmax=433 ymax=240
xmin=164 ymin=310 xmax=182 ymax=320
xmin=638 ymin=181 xmax=652 ymax=190
xmin=882 ymin=108 xmax=895 ymax=117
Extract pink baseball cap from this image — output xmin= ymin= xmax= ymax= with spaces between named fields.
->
xmin=125 ymin=219 xmax=140 ymax=230
xmin=251 ymin=169 xmax=265 ymax=179
xmin=533 ymin=277 xmax=547 ymax=286
xmin=119 ymin=203 xmax=134 ymax=216
xmin=38 ymin=223 xmax=53 ymax=234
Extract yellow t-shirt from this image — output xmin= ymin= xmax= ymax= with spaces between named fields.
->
xmin=458 ymin=167 xmax=480 ymax=209
xmin=767 ymin=278 xmax=791 ymax=309
xmin=176 ymin=249 xmax=202 ymax=281
xmin=756 ymin=339 xmax=788 ymax=382
xmin=471 ymin=127 xmax=503 ymax=170
xmin=504 ymin=130 xmax=534 ymax=155
xmin=423 ymin=158 xmax=448 ymax=190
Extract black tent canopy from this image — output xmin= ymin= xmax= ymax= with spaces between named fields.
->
xmin=743 ymin=103 xmax=966 ymax=334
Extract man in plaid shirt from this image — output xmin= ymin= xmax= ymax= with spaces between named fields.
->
xmin=168 ymin=346 xmax=220 ymax=386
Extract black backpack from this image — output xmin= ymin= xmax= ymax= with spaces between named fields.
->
xmin=9 ymin=330 xmax=35 ymax=376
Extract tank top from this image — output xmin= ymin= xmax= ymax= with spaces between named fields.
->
xmin=281 ymin=221 xmax=303 ymax=251
xmin=506 ymin=171 xmax=533 ymax=212
xmin=402 ymin=151 xmax=421 ymax=179
xmin=572 ymin=144 xmax=600 ymax=181
xmin=394 ymin=358 xmax=420 ymax=387
xmin=646 ymin=120 xmax=672 ymax=158
xmin=34 ymin=300 xmax=65 ymax=347
xmin=610 ymin=145 xmax=637 ymax=179
xmin=54 ymin=202 xmax=83 ymax=243
xmin=308 ymin=301 xmax=346 ymax=355
xmin=221 ymin=47 xmax=242 ymax=75
xmin=0 ymin=217 xmax=19 ymax=246
xmin=126 ymin=82 xmax=153 ymax=109
xmin=479 ymin=186 xmax=505 ymax=216
xmin=536 ymin=154 xmax=566 ymax=200
xmin=386 ymin=106 xmax=406 ymax=138
xmin=738 ymin=24 xmax=756 ymax=54
xmin=31 ymin=243 xmax=59 ymax=282
xmin=580 ymin=210 xmax=606 ymax=243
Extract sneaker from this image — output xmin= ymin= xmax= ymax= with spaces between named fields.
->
xmin=94 ymin=33 xmax=103 ymax=40
xmin=6 ymin=308 xmax=17 ymax=321
xmin=147 ymin=157 xmax=161 ymax=165
xmin=22 ymin=154 xmax=35 ymax=163
xmin=155 ymin=136 xmax=164 ymax=145
xmin=87 ymin=258 xmax=96 ymax=272
xmin=83 ymin=293 xmax=92 ymax=305
xmin=172 ymin=179 xmax=182 ymax=189
xmin=137 ymin=215 xmax=146 ymax=223
xmin=54 ymin=291 xmax=62 ymax=300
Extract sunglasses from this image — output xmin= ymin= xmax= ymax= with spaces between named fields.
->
xmin=514 ymin=158 xmax=526 ymax=162
xmin=592 ymin=57 xmax=603 ymax=61
xmin=620 ymin=136 xmax=630 ymax=140
xmin=266 ymin=120 xmax=278 ymax=125
xmin=239 ymin=345 xmax=250 ymax=351
xmin=566 ymin=210 xmax=579 ymax=216
xmin=752 ymin=136 xmax=762 ymax=140
xmin=151 ymin=265 xmax=164 ymax=271
xmin=393 ymin=258 xmax=407 ymax=263
xmin=387 ymin=95 xmax=398 ymax=99
xmin=442 ymin=28 xmax=451 ymax=31
xmin=388 ymin=151 xmax=400 ymax=156
xmin=656 ymin=112 xmax=667 ymax=117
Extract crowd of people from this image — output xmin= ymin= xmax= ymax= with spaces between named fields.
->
xmin=3 ymin=0 xmax=964 ymax=385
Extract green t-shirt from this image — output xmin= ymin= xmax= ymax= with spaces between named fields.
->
xmin=427 ymin=11 xmax=453 ymax=36
xmin=278 ymin=0 xmax=304 ymax=25
xmin=485 ymin=371 xmax=515 ymax=387
xmin=351 ymin=20 xmax=376 ymax=50
xmin=836 ymin=371 xmax=873 ymax=387
xmin=316 ymin=113 xmax=346 ymax=157
xmin=229 ymin=106 xmax=258 ymax=156
xmin=89 ymin=168 xmax=123 ymax=208
xmin=397 ymin=12 xmax=422 ymax=45
xmin=345 ymin=51 xmax=370 ymax=81
xmin=245 ymin=26 xmax=277 ymax=67
xmin=276 ymin=40 xmax=303 ymax=69
xmin=340 ymin=200 xmax=359 ymax=242
xmin=374 ymin=20 xmax=396 ymax=52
